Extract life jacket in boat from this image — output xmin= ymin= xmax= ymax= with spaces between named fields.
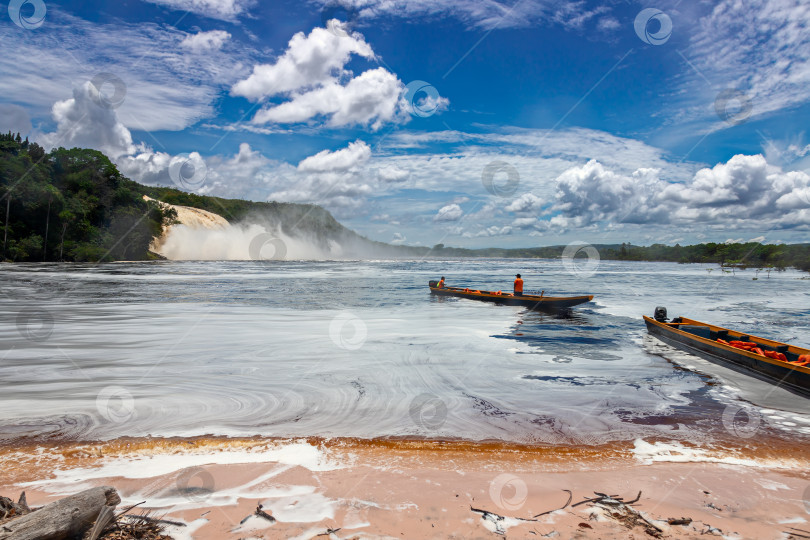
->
xmin=791 ymin=354 xmax=810 ymax=367
xmin=762 ymin=350 xmax=788 ymax=362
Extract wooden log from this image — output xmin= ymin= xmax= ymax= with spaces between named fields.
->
xmin=0 ymin=493 xmax=30 ymax=521
xmin=0 ymin=486 xmax=120 ymax=540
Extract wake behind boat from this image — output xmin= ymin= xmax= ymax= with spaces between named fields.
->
xmin=428 ymin=280 xmax=593 ymax=311
xmin=644 ymin=307 xmax=810 ymax=397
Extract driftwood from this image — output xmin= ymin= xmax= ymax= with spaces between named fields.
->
xmin=86 ymin=506 xmax=116 ymax=540
xmin=0 ymin=486 xmax=120 ymax=540
xmin=239 ymin=503 xmax=275 ymax=526
xmin=314 ymin=528 xmax=341 ymax=537
xmin=123 ymin=515 xmax=186 ymax=527
xmin=0 ymin=492 xmax=31 ymax=522
xmin=533 ymin=490 xmax=572 ymax=517
xmin=587 ymin=492 xmax=664 ymax=538
xmin=667 ymin=517 xmax=692 ymax=526
xmin=470 ymin=506 xmax=537 ymax=535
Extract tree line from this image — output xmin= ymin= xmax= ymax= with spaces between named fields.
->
xmin=429 ymin=242 xmax=810 ymax=271
xmin=0 ymin=132 xmax=174 ymax=261
xmin=2 ymin=132 xmax=808 ymax=269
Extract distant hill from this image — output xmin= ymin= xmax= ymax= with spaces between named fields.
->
xmin=1 ymin=132 xmax=808 ymax=269
xmin=429 ymin=242 xmax=810 ymax=271
xmin=0 ymin=133 xmax=422 ymax=261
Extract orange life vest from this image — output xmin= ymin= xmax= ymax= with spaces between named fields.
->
xmin=792 ymin=354 xmax=810 ymax=367
xmin=762 ymin=350 xmax=788 ymax=362
xmin=514 ymin=278 xmax=523 ymax=293
xmin=437 ymin=280 xmax=445 ymax=288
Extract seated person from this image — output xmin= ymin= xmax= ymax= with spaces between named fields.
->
xmin=513 ymin=274 xmax=523 ymax=296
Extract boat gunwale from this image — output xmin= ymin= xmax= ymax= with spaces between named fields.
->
xmin=429 ymin=286 xmax=593 ymax=302
xmin=643 ymin=315 xmax=810 ymax=374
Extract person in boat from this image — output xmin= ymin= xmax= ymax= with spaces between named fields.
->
xmin=437 ymin=276 xmax=446 ymax=288
xmin=514 ymin=274 xmax=523 ymax=296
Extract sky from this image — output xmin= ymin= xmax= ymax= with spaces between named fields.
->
xmin=1 ymin=0 xmax=810 ymax=248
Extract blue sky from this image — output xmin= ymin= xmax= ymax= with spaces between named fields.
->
xmin=2 ymin=0 xmax=809 ymax=248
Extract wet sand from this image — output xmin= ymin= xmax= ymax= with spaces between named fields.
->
xmin=2 ymin=437 xmax=809 ymax=539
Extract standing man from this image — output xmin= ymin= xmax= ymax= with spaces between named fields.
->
xmin=513 ymin=274 xmax=523 ymax=296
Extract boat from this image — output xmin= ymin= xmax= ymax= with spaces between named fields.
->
xmin=428 ymin=281 xmax=593 ymax=311
xmin=644 ymin=307 xmax=810 ymax=396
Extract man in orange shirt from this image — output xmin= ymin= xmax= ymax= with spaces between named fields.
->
xmin=437 ymin=276 xmax=446 ymax=288
xmin=513 ymin=274 xmax=523 ymax=296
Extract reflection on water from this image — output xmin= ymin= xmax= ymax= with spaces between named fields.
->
xmin=1 ymin=259 xmax=809 ymax=448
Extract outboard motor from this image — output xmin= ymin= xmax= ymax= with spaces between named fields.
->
xmin=429 ymin=280 xmax=438 ymax=288
xmin=653 ymin=306 xmax=668 ymax=322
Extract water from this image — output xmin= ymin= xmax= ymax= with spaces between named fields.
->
xmin=2 ymin=259 xmax=809 ymax=447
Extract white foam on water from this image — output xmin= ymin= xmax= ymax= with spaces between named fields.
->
xmin=22 ymin=442 xmax=339 ymax=486
xmin=753 ymin=479 xmax=790 ymax=491
xmin=632 ymin=439 xmax=804 ymax=469
xmin=163 ymin=518 xmax=208 ymax=540
xmin=2 ymin=259 xmax=809 ymax=448
xmin=231 ymin=514 xmax=276 ymax=534
xmin=779 ymin=517 xmax=808 ymax=524
xmin=19 ymin=443 xmax=347 ymax=512
xmin=261 ymin=490 xmax=336 ymax=522
xmin=479 ymin=513 xmax=526 ymax=535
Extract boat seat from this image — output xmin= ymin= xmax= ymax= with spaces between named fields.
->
xmin=678 ymin=325 xmax=712 ymax=340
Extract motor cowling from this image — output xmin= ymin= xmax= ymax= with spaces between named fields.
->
xmin=429 ymin=280 xmax=439 ymax=288
xmin=654 ymin=306 xmax=668 ymax=322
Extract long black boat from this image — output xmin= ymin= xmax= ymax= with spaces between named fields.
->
xmin=429 ymin=281 xmax=593 ymax=311
xmin=644 ymin=308 xmax=810 ymax=396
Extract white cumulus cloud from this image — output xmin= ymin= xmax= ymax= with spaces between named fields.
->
xmin=180 ymin=30 xmax=231 ymax=52
xmin=297 ymin=140 xmax=371 ymax=172
xmin=434 ymin=204 xmax=463 ymax=222
xmin=251 ymin=67 xmax=404 ymax=130
xmin=549 ymin=154 xmax=810 ymax=230
xmin=505 ymin=193 xmax=544 ymax=213
xmin=232 ymin=25 xmax=430 ymax=130
xmin=232 ymin=26 xmax=375 ymax=99
xmin=40 ymin=82 xmax=138 ymax=159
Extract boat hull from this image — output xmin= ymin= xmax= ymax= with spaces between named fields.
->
xmin=644 ymin=316 xmax=810 ymax=397
xmin=430 ymin=286 xmax=593 ymax=311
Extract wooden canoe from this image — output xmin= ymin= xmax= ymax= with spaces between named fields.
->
xmin=644 ymin=315 xmax=810 ymax=396
xmin=429 ymin=281 xmax=593 ymax=311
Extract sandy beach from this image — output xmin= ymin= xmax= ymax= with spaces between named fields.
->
xmin=3 ymin=436 xmax=809 ymax=539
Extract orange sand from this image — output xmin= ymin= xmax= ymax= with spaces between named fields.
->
xmin=1 ymin=437 xmax=809 ymax=539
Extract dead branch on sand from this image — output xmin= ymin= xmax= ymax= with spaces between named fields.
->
xmin=0 ymin=488 xmax=177 ymax=540
xmin=533 ymin=489 xmax=572 ymax=517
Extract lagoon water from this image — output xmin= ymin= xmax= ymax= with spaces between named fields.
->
xmin=2 ymin=259 xmax=809 ymax=447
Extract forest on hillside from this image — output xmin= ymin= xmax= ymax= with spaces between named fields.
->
xmin=2 ymin=132 xmax=809 ymax=269
xmin=434 ymin=242 xmax=810 ymax=271
xmin=0 ymin=132 xmax=174 ymax=262
xmin=0 ymin=133 xmax=416 ymax=261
